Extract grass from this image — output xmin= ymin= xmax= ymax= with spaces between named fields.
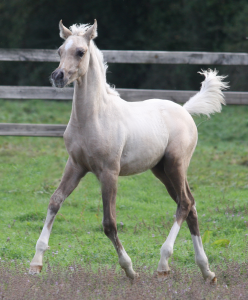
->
xmin=0 ymin=99 xmax=248 ymax=276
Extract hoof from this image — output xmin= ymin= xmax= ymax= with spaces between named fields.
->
xmin=157 ymin=270 xmax=170 ymax=281
xmin=124 ymin=269 xmax=139 ymax=280
xmin=130 ymin=272 xmax=140 ymax=284
xmin=210 ymin=276 xmax=217 ymax=285
xmin=29 ymin=265 xmax=42 ymax=275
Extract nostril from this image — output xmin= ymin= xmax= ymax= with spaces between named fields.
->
xmin=56 ymin=71 xmax=64 ymax=80
xmin=52 ymin=69 xmax=64 ymax=81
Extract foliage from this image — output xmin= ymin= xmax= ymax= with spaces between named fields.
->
xmin=1 ymin=0 xmax=248 ymax=90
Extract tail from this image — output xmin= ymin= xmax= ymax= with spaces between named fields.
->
xmin=183 ymin=69 xmax=229 ymax=117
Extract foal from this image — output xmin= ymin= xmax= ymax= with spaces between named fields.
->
xmin=29 ymin=20 xmax=228 ymax=282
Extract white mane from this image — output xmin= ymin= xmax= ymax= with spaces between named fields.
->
xmin=69 ymin=23 xmax=119 ymax=97
xmin=93 ymin=44 xmax=120 ymax=97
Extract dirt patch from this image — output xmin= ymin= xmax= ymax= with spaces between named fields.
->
xmin=0 ymin=261 xmax=248 ymax=299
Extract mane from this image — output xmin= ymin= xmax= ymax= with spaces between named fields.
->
xmin=93 ymin=44 xmax=120 ymax=97
xmin=69 ymin=23 xmax=119 ymax=97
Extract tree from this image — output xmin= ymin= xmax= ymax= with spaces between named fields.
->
xmin=0 ymin=0 xmax=247 ymax=90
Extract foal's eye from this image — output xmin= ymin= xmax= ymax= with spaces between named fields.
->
xmin=77 ymin=50 xmax=85 ymax=58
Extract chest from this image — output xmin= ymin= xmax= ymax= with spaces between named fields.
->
xmin=63 ymin=123 xmax=124 ymax=173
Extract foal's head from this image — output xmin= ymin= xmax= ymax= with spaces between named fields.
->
xmin=51 ymin=20 xmax=97 ymax=88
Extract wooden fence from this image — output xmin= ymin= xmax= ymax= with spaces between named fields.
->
xmin=1 ymin=49 xmax=248 ymax=137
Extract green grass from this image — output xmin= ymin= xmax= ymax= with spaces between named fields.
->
xmin=0 ymin=99 xmax=248 ymax=273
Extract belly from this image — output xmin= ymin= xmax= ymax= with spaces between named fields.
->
xmin=119 ymin=125 xmax=169 ymax=176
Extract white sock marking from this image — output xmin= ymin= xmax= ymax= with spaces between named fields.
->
xmin=157 ymin=222 xmax=180 ymax=272
xmin=119 ymin=249 xmax=132 ymax=269
xmin=191 ymin=235 xmax=215 ymax=280
xmin=30 ymin=211 xmax=54 ymax=266
xmin=118 ymin=248 xmax=136 ymax=278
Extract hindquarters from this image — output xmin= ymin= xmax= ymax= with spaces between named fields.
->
xmin=153 ymin=145 xmax=197 ymax=212
xmin=152 ymin=104 xmax=198 ymax=221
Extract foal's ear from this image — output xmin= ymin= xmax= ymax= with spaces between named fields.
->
xmin=84 ymin=19 xmax=98 ymax=43
xmin=59 ymin=20 xmax=72 ymax=40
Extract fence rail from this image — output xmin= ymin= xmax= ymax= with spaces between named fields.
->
xmin=0 ymin=123 xmax=66 ymax=137
xmin=1 ymin=86 xmax=248 ymax=105
xmin=1 ymin=48 xmax=248 ymax=65
xmin=0 ymin=48 xmax=248 ymax=137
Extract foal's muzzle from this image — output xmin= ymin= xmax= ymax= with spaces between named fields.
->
xmin=51 ymin=69 xmax=67 ymax=88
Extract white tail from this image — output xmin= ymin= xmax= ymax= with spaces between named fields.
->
xmin=183 ymin=69 xmax=229 ymax=117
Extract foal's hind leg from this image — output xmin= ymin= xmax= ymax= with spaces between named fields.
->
xmin=99 ymin=169 xmax=137 ymax=279
xmin=29 ymin=157 xmax=86 ymax=274
xmin=151 ymin=159 xmax=180 ymax=279
xmin=152 ymin=156 xmax=215 ymax=282
xmin=186 ymin=202 xmax=216 ymax=282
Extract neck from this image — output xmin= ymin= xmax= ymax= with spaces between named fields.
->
xmin=70 ymin=44 xmax=108 ymax=126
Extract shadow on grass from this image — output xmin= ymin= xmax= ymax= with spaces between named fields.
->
xmin=0 ymin=260 xmax=248 ymax=299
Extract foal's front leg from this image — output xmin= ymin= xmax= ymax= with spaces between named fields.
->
xmin=100 ymin=170 xmax=137 ymax=279
xmin=29 ymin=158 xmax=86 ymax=274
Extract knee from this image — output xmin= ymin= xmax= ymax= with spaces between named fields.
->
xmin=49 ymin=193 xmax=64 ymax=214
xmin=102 ymin=219 xmax=116 ymax=236
xmin=177 ymin=199 xmax=191 ymax=220
xmin=188 ymin=205 xmax=198 ymax=221
xmin=182 ymin=199 xmax=192 ymax=212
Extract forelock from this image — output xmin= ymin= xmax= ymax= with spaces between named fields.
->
xmin=69 ymin=23 xmax=91 ymax=36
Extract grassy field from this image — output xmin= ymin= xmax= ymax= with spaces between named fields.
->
xmin=0 ymin=99 xmax=248 ymax=276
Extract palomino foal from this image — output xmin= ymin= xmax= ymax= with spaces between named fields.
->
xmin=29 ymin=20 xmax=228 ymax=282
